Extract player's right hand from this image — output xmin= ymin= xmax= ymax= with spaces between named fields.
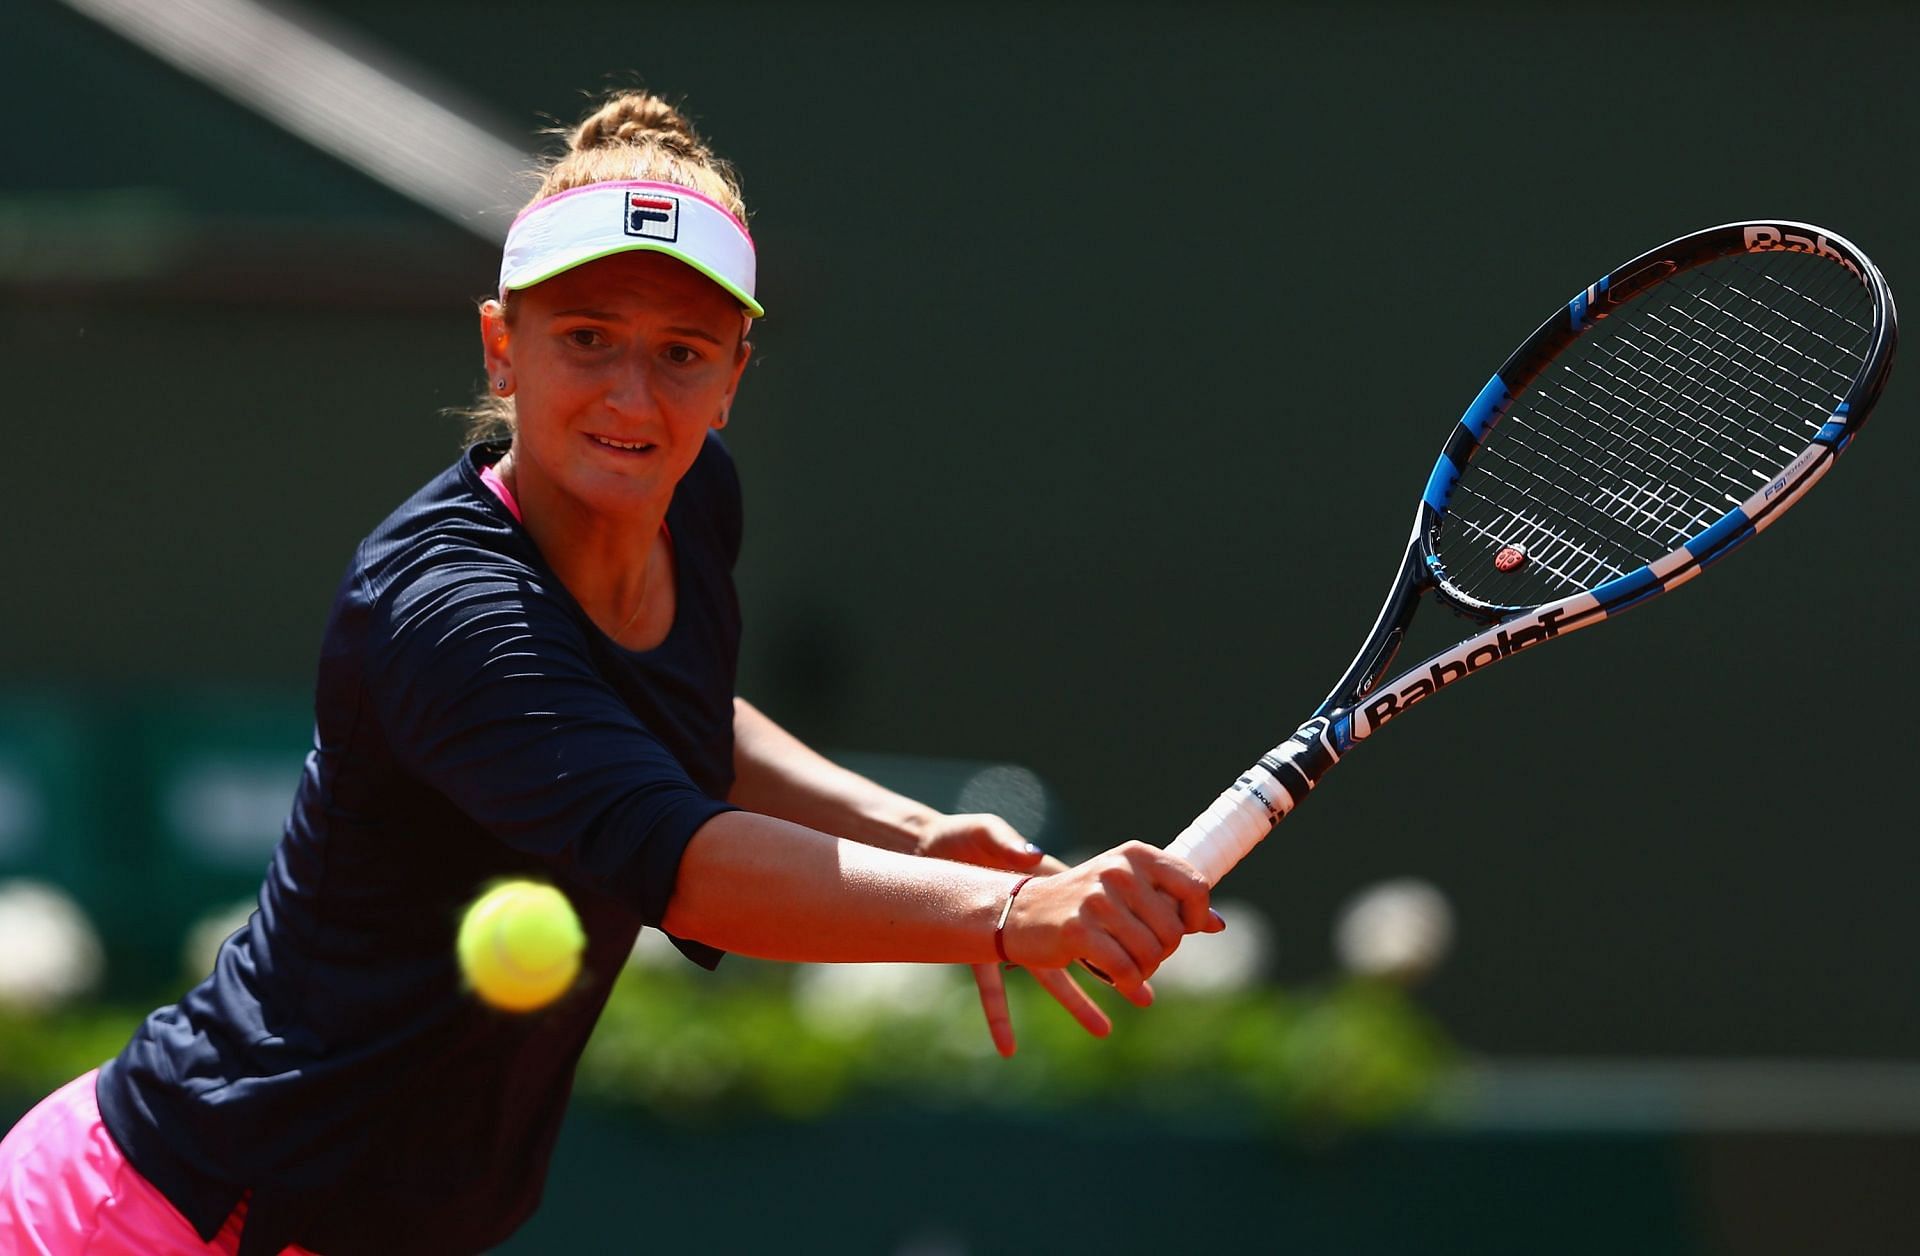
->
xmin=999 ymin=842 xmax=1222 ymax=1005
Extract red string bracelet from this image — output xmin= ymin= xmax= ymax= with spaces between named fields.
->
xmin=993 ymin=874 xmax=1037 ymax=965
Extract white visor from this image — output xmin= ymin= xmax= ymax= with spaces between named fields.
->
xmin=498 ymin=180 xmax=763 ymax=317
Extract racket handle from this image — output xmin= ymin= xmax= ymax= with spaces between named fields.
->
xmin=1165 ymin=719 xmax=1339 ymax=885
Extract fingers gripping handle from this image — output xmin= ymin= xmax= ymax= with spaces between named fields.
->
xmin=1164 ymin=718 xmax=1341 ymax=885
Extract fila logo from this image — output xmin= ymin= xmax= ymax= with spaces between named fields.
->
xmin=625 ymin=192 xmax=680 ymax=242
xmin=1743 ymin=225 xmax=1860 ymax=284
xmin=1362 ymin=607 xmax=1569 ymax=729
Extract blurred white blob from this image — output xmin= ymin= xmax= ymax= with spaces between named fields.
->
xmin=180 ymin=899 xmax=256 ymax=981
xmin=0 ymin=878 xmax=106 ymax=1011
xmin=792 ymin=962 xmax=962 ymax=1036
xmin=1150 ymin=898 xmax=1272 ymax=994
xmin=955 ymin=765 xmax=1048 ymax=838
xmin=1333 ymin=877 xmax=1455 ymax=984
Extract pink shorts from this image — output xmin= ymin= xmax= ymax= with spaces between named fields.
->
xmin=0 ymin=1070 xmax=314 ymax=1255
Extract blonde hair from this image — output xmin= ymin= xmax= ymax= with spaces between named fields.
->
xmin=464 ymin=91 xmax=749 ymax=443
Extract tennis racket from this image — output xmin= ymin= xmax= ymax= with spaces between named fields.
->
xmin=1166 ymin=221 xmax=1898 ymax=886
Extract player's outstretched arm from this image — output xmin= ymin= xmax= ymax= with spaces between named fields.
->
xmin=727 ymin=696 xmax=1131 ymax=1052
xmin=663 ymin=812 xmax=1218 ymax=1004
xmin=729 ymin=697 xmax=1044 ymax=865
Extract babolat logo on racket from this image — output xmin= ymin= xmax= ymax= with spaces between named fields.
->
xmin=625 ymin=192 xmax=680 ymax=242
xmin=1362 ymin=607 xmax=1570 ymax=728
xmin=1233 ymin=773 xmax=1287 ymax=824
xmin=1743 ymin=226 xmax=1860 ymax=283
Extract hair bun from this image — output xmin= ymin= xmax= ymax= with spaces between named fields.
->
xmin=570 ymin=92 xmax=708 ymax=158
xmin=526 ymin=89 xmax=748 ymax=230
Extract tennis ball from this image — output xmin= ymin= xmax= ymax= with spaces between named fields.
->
xmin=457 ymin=880 xmax=585 ymax=1012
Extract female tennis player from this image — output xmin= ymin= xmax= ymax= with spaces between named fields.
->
xmin=0 ymin=92 xmax=1217 ymax=1254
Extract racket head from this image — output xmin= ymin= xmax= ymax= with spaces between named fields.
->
xmin=1417 ymin=221 xmax=1896 ymax=621
xmin=1169 ymin=223 xmax=1896 ymax=887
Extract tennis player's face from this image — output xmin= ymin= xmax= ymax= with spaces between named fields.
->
xmin=487 ymin=251 xmax=750 ymax=515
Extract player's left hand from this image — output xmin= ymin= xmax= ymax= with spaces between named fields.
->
xmin=912 ymin=813 xmax=1112 ymax=1057
xmin=911 ymin=812 xmax=1048 ymax=871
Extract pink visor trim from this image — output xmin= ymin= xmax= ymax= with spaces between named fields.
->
xmin=498 ymin=179 xmax=762 ymax=316
xmin=508 ymin=179 xmax=754 ymax=243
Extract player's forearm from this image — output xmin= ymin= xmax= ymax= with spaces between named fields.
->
xmin=728 ymin=696 xmax=936 ymax=854
xmin=662 ymin=809 xmax=1005 ymax=963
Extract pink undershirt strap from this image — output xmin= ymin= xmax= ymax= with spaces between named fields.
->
xmin=478 ymin=462 xmax=523 ymax=522
xmin=479 ymin=460 xmax=672 ymax=542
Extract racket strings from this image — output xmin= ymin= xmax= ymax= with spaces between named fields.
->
xmin=1463 ymin=268 xmax=1785 ymax=562
xmin=1609 ymin=305 xmax=1832 ymax=492
xmin=1653 ymin=271 xmax=1864 ymax=429
xmin=1457 ymin=284 xmax=1835 ymax=595
xmin=1747 ymin=268 xmax=1872 ymax=362
xmin=1585 ymin=257 xmax=1864 ymax=505
xmin=1452 ymin=257 xmax=1863 ymax=598
xmin=1645 ymin=268 xmax=1865 ymax=445
xmin=1453 ymin=277 xmax=1779 ymax=588
xmin=1561 ymin=256 xmax=1861 ymax=509
xmin=1437 ymin=250 xmax=1873 ymax=606
xmin=1566 ymin=310 xmax=1808 ymax=506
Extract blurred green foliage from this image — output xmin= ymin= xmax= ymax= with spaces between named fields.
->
xmin=580 ymin=961 xmax=1453 ymax=1132
xmin=1 ymin=967 xmax=1452 ymax=1133
xmin=0 ymin=1004 xmax=148 ymax=1097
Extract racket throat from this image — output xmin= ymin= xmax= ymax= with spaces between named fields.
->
xmin=1319 ymin=535 xmax=1432 ymax=719
xmin=1256 ymin=717 xmax=1342 ymax=806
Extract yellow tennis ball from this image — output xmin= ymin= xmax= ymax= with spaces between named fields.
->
xmin=457 ymin=880 xmax=585 ymax=1012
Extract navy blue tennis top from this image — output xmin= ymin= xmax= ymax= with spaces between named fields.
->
xmin=97 ymin=435 xmax=743 ymax=1255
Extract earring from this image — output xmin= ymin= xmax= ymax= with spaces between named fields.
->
xmin=494 ymin=377 xmax=509 ymax=393
xmin=715 ymin=404 xmax=730 ymax=430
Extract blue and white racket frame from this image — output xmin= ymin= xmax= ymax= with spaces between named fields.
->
xmin=1167 ymin=221 xmax=1898 ymax=886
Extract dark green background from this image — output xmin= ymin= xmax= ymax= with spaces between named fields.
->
xmin=3 ymin=2 xmax=1914 ymax=1057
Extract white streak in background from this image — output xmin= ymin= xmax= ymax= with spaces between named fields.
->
xmin=0 ymin=879 xmax=106 ymax=1011
xmin=1149 ymin=899 xmax=1270 ymax=994
xmin=58 ymin=0 xmax=532 ymax=242
xmin=1334 ymin=877 xmax=1455 ymax=985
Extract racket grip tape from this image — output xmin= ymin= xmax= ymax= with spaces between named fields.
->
xmin=1080 ymin=753 xmax=1298 ymax=985
xmin=1164 ymin=722 xmax=1338 ymax=885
